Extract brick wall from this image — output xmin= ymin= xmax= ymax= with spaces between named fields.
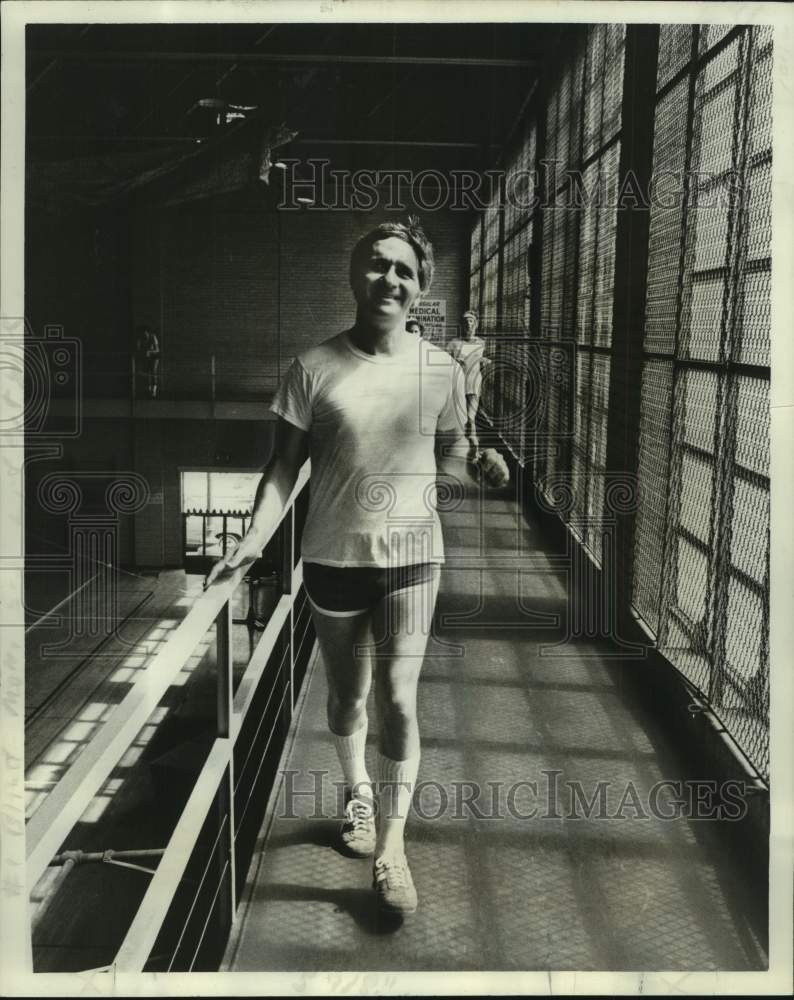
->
xmin=131 ymin=418 xmax=275 ymax=568
xmin=24 ymin=416 xmax=275 ymax=614
xmin=29 ymin=187 xmax=470 ymax=400
xmin=26 ymin=205 xmax=132 ymax=395
xmin=132 ymin=187 xmax=470 ymax=392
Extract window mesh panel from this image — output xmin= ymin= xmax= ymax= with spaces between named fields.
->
xmin=569 ymin=45 xmax=586 ymax=168
xmin=570 ymin=440 xmax=587 ymax=538
xmin=496 ymin=226 xmax=532 ymax=463
xmin=481 ymin=252 xmax=500 ymax=336
xmin=575 ymin=159 xmax=600 ymax=345
xmin=551 ymin=207 xmax=567 ymax=339
xmin=657 ymin=25 xmax=694 ymax=89
xmin=645 ymin=79 xmax=689 ymax=354
xmin=483 ymin=186 xmax=501 ymax=261
xmin=737 ymin=32 xmax=772 ymax=367
xmin=540 ymin=206 xmax=564 ymax=338
xmin=533 ymin=344 xmax=550 ymax=482
xmin=561 ymin=200 xmax=580 ymax=339
xmin=571 ymin=350 xmax=590 ymax=522
xmin=470 ymin=216 xmax=482 ymax=275
xmin=583 ymin=25 xmax=606 ymax=160
xmin=632 ymin=360 xmax=674 ymax=633
xmin=634 ymin=25 xmax=771 ymax=782
xmin=540 ymin=209 xmax=553 ymax=338
xmin=699 ymin=23 xmax=734 ymax=54
xmin=504 ymin=121 xmax=536 ymax=239
xmin=724 ymin=370 xmax=770 ymax=776
xmin=544 ymin=357 xmax=562 ymax=478
xmin=556 ymin=59 xmax=572 ymax=173
xmin=723 ymin=398 xmax=769 ymax=778
xmin=734 ymin=375 xmax=769 ymax=476
xmin=602 ymin=25 xmax=626 ymax=142
xmin=544 ymin=346 xmax=572 ymax=478
xmin=469 ymin=268 xmax=481 ymax=320
xmin=594 ymin=143 xmax=620 ymax=347
xmin=533 ymin=24 xmax=623 ymax=565
xmin=730 ymin=478 xmax=768 ymax=584
xmin=681 ymin=367 xmax=719 ymax=453
xmin=502 ymin=228 xmax=530 ymax=334
xmin=586 ymin=353 xmax=610 ymax=560
xmin=498 ymin=338 xmax=533 ymax=465
xmin=679 ymin=451 xmax=714 ymax=544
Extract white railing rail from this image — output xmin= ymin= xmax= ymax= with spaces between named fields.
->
xmin=27 ymin=461 xmax=312 ymax=971
xmin=25 ymin=563 xmax=245 ymax=886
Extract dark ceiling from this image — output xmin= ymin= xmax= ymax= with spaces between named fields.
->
xmin=26 ymin=21 xmax=557 ymax=185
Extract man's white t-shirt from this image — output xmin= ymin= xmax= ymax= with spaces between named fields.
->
xmin=270 ymin=330 xmax=467 ymax=568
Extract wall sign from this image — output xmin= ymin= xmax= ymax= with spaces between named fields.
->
xmin=408 ymin=299 xmax=446 ymax=343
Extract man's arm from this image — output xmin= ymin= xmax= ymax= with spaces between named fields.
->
xmin=435 ymin=365 xmax=508 ymax=488
xmin=204 ymin=418 xmax=308 ymax=587
xmin=435 ymin=367 xmax=481 ymax=472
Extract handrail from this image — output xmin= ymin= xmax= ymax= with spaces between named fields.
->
xmin=25 ymin=563 xmax=247 ymax=887
xmin=113 ymin=738 xmax=233 ymax=971
xmin=26 ymin=460 xmax=310 ymax=896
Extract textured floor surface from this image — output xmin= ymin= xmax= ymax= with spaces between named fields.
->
xmin=225 ymin=462 xmax=767 ymax=972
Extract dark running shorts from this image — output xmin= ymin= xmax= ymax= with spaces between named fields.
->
xmin=303 ymin=562 xmax=437 ymax=617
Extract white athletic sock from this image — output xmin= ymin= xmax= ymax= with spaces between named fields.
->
xmin=333 ymin=719 xmax=372 ymax=802
xmin=376 ymin=752 xmax=420 ymax=858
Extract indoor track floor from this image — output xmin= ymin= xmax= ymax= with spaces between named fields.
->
xmin=225 ymin=463 xmax=767 ymax=972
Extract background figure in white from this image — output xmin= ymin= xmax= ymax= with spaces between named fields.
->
xmin=136 ymin=325 xmax=161 ymax=399
xmin=444 ymin=309 xmax=489 ymax=457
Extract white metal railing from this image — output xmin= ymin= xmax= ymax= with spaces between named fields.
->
xmin=26 ymin=460 xmax=312 ymax=972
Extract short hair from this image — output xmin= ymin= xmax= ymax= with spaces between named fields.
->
xmin=462 ymin=309 xmax=478 ymax=321
xmin=406 ymin=319 xmax=425 ymax=334
xmin=350 ymin=218 xmax=435 ymax=292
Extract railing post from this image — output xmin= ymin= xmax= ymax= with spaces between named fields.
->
xmin=280 ymin=508 xmax=294 ymax=597
xmin=281 ymin=506 xmax=296 ymax=712
xmin=215 ymin=599 xmax=237 ymax=920
xmin=215 ymin=601 xmax=232 ymax=740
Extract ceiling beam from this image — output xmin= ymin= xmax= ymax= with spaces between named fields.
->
xmin=33 ymin=50 xmax=536 ymax=69
xmin=294 ymin=139 xmax=496 ymax=149
xmin=28 ymin=136 xmax=500 ymax=148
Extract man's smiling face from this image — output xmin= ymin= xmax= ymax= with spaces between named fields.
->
xmin=352 ymin=237 xmax=422 ymax=325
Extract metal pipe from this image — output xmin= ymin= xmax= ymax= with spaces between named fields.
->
xmin=33 ymin=50 xmax=536 ymax=68
xmin=33 ymin=849 xmax=167 ymax=933
xmin=293 ymin=138 xmax=489 ymax=149
xmin=49 ymin=848 xmax=165 ymax=865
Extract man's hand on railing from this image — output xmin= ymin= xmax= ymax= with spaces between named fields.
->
xmin=204 ymin=531 xmax=265 ymax=589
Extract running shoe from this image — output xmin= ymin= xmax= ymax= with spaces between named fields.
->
xmin=372 ymin=854 xmax=418 ymax=914
xmin=340 ymin=797 xmax=376 ymax=857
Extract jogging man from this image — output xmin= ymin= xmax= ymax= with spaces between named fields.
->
xmin=206 ymin=219 xmax=506 ymax=915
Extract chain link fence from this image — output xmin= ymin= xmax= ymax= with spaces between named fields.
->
xmin=634 ymin=24 xmax=771 ymax=780
xmin=469 ymin=23 xmax=771 ymax=783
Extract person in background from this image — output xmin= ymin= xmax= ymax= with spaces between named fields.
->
xmin=406 ymin=318 xmax=424 ymax=337
xmin=136 ymin=324 xmax=161 ymax=399
xmin=443 ymin=309 xmax=489 ymax=450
